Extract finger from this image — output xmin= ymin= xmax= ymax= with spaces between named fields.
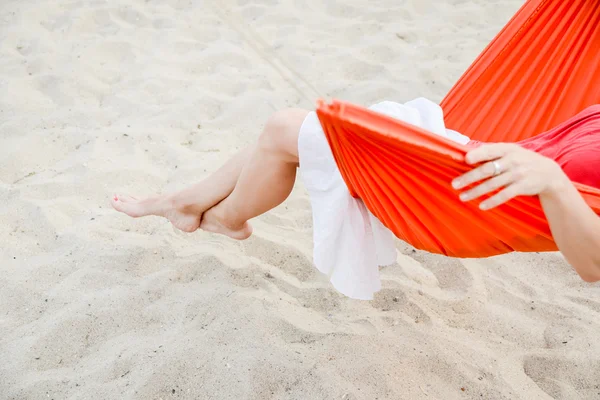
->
xmin=465 ymin=143 xmax=516 ymax=165
xmin=453 ymin=158 xmax=510 ymax=189
xmin=459 ymin=172 xmax=514 ymax=202
xmin=479 ymin=183 xmax=523 ymax=210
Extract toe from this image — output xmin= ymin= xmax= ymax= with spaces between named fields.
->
xmin=116 ymin=194 xmax=138 ymax=203
xmin=112 ymin=196 xmax=143 ymax=217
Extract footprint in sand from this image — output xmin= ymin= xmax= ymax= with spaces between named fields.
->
xmin=406 ymin=249 xmax=474 ymax=294
xmin=566 ymin=296 xmax=600 ymax=314
xmin=239 ymin=2 xmax=274 ymax=20
xmin=40 ymin=12 xmax=72 ymax=32
xmin=111 ymin=7 xmax=149 ymax=27
xmin=339 ymin=58 xmax=388 ymax=82
xmin=323 ymin=3 xmax=361 ymax=18
xmin=27 ymin=309 xmax=136 ymax=370
xmin=371 ymin=289 xmax=431 ymax=324
xmin=170 ymin=255 xmax=227 ymax=284
xmin=35 ymin=75 xmax=74 ymax=106
xmin=227 ymin=255 xmax=343 ymax=314
xmin=243 ymin=236 xmax=316 ymax=282
xmin=358 ymin=44 xmax=398 ymax=64
xmin=15 ymin=39 xmax=40 ymax=57
xmin=236 ymin=0 xmax=277 ymax=7
xmin=280 ymin=283 xmax=342 ymax=314
xmin=152 ymin=18 xmax=176 ymax=30
xmin=542 ymin=318 xmax=594 ymax=349
xmin=81 ymin=9 xmax=120 ymax=36
xmin=227 ymin=265 xmax=269 ymax=290
xmin=25 ymin=57 xmax=44 ymax=76
xmin=523 ymin=355 xmax=600 ymax=400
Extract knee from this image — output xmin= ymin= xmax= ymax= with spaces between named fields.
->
xmin=259 ymin=108 xmax=309 ymax=158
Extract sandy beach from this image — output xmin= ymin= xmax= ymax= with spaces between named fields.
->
xmin=1 ymin=0 xmax=600 ymax=399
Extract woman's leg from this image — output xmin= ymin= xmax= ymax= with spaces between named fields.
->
xmin=111 ymin=108 xmax=309 ymax=235
xmin=200 ymin=108 xmax=309 ymax=239
xmin=111 ymin=147 xmax=251 ymax=232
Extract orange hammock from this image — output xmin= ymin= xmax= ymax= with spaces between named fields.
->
xmin=315 ymin=0 xmax=600 ymax=258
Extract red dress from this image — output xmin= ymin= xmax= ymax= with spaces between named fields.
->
xmin=469 ymin=105 xmax=600 ymax=189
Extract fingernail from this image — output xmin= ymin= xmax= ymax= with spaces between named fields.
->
xmin=479 ymin=202 xmax=489 ymax=210
xmin=459 ymin=193 xmax=469 ymax=201
xmin=452 ymin=180 xmax=462 ymax=189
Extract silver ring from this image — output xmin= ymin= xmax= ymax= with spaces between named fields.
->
xmin=492 ymin=160 xmax=502 ymax=176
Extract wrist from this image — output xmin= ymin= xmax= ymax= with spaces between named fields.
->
xmin=541 ymin=170 xmax=572 ymax=200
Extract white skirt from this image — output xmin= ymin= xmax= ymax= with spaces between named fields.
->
xmin=297 ymin=98 xmax=470 ymax=300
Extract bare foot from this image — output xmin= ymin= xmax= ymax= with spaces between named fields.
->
xmin=111 ymin=194 xmax=201 ymax=233
xmin=200 ymin=205 xmax=252 ymax=240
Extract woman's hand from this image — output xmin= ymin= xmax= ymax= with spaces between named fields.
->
xmin=454 ymin=143 xmax=600 ymax=282
xmin=452 ymin=143 xmax=569 ymax=210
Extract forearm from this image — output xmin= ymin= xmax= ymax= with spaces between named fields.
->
xmin=540 ymin=176 xmax=600 ymax=282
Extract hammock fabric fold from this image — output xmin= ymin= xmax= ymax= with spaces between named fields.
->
xmin=315 ymin=0 xmax=600 ymax=258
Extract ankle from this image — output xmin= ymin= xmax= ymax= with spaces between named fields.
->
xmin=169 ymin=190 xmax=202 ymax=213
xmin=214 ymin=202 xmax=243 ymax=229
xmin=168 ymin=192 xmax=187 ymax=210
xmin=170 ymin=184 xmax=216 ymax=214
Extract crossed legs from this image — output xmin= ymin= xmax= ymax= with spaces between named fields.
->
xmin=111 ymin=108 xmax=309 ymax=239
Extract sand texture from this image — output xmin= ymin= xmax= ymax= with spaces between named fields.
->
xmin=1 ymin=0 xmax=599 ymax=399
